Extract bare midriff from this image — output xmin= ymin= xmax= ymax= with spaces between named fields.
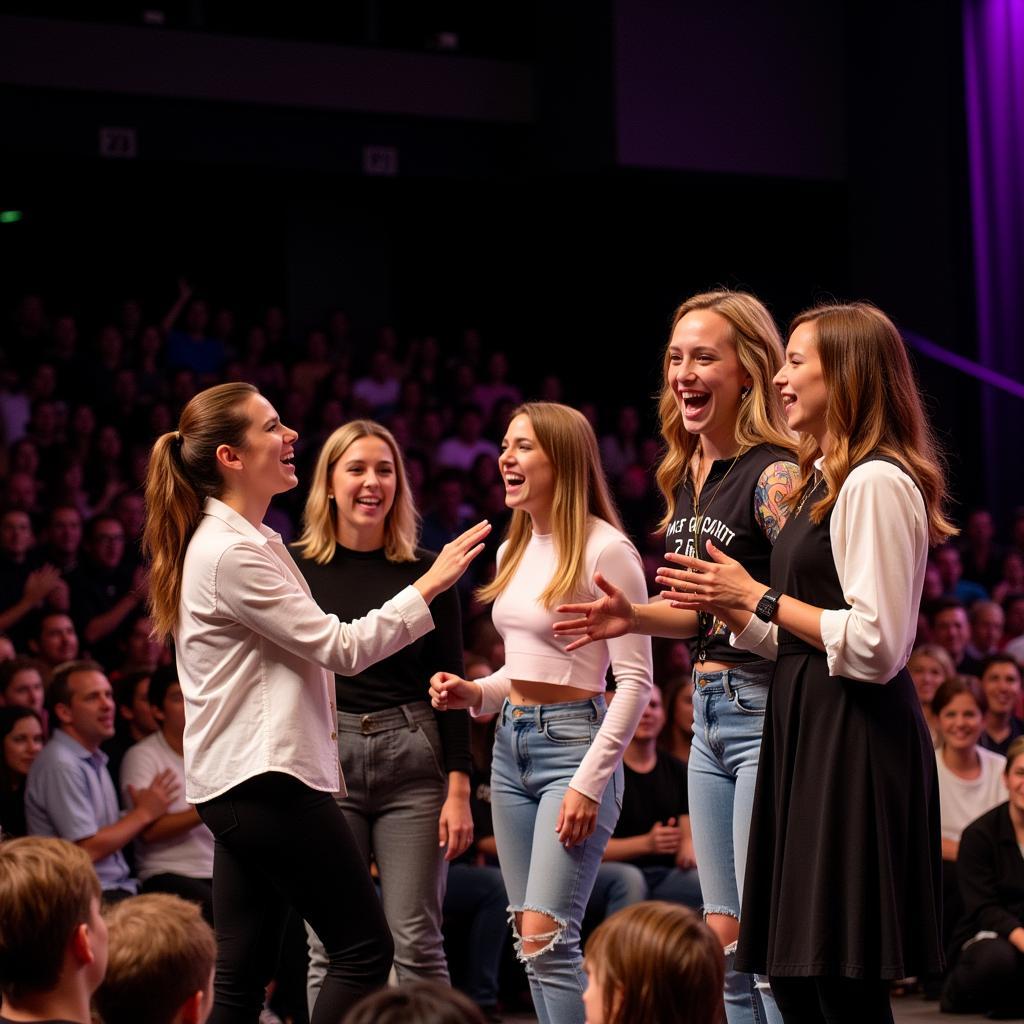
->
xmin=694 ymin=659 xmax=742 ymax=674
xmin=509 ymin=680 xmax=597 ymax=705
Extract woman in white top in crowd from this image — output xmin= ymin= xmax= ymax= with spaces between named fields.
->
xmin=932 ymin=677 xmax=1007 ymax=862
xmin=430 ymin=402 xmax=652 ymax=1024
xmin=143 ymin=382 xmax=490 ymax=1024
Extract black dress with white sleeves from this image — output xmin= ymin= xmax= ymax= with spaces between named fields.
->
xmin=734 ymin=455 xmax=945 ymax=981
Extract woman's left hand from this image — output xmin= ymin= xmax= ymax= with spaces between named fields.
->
xmin=556 ymin=788 xmax=599 ymax=848
xmin=438 ymin=794 xmax=474 ymax=861
xmin=655 ymin=540 xmax=765 ymax=615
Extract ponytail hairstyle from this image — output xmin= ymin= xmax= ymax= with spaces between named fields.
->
xmin=784 ymin=303 xmax=957 ymax=545
xmin=656 ymin=290 xmax=793 ymax=531
xmin=476 ymin=402 xmax=623 ymax=608
xmin=144 ymin=382 xmax=257 ymax=639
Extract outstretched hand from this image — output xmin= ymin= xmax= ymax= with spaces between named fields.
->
xmin=553 ymin=572 xmax=636 ymax=652
xmin=414 ymin=520 xmax=491 ymax=604
xmin=655 ymin=540 xmax=765 ymax=615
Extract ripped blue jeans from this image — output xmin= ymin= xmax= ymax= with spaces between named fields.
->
xmin=490 ymin=696 xmax=622 ymax=1024
xmin=689 ymin=662 xmax=782 ymax=1024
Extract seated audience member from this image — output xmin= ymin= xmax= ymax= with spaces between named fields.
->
xmin=977 ymin=654 xmax=1024 ymax=756
xmin=0 ymin=508 xmax=65 ymax=649
xmin=36 ymin=504 xmax=84 ymax=574
xmin=934 ymin=544 xmax=988 ymax=606
xmin=94 ymin=892 xmax=216 ymax=1024
xmin=941 ymin=736 xmax=1024 ymax=1018
xmin=960 ymin=508 xmax=1005 ymax=593
xmin=435 ymin=404 xmax=499 ymax=472
xmin=934 ymin=678 xmax=1008 ymax=952
xmin=908 ymin=644 xmax=957 ymax=748
xmin=935 ymin=678 xmax=1008 ymax=861
xmin=967 ymin=600 xmax=1004 ymax=662
xmin=991 ymin=550 xmax=1024 ymax=606
xmin=588 ymin=685 xmax=700 ymax=923
xmin=342 ymin=980 xmax=486 ymax=1024
xmin=25 ymin=660 xmax=175 ymax=901
xmin=103 ymin=669 xmax=158 ymax=794
xmin=657 ymin=673 xmax=694 ymax=764
xmin=28 ymin=610 xmax=80 ymax=671
xmin=0 ymin=836 xmax=106 ymax=1024
xmin=120 ymin=665 xmax=214 ymax=922
xmin=1004 ymin=595 xmax=1024 ymax=665
xmin=583 ymin=901 xmax=724 ymax=1024
xmin=932 ymin=599 xmax=984 ymax=677
xmin=67 ymin=514 xmax=146 ymax=667
xmin=0 ymin=706 xmax=44 ymax=837
xmin=113 ymin=611 xmax=164 ymax=676
xmin=0 ymin=656 xmax=46 ymax=716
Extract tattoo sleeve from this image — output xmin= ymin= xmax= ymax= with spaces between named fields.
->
xmin=754 ymin=461 xmax=800 ymax=542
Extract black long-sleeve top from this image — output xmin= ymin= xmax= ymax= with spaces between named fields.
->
xmin=294 ymin=544 xmax=471 ymax=776
xmin=952 ymin=801 xmax=1024 ymax=951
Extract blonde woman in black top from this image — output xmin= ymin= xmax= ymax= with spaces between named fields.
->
xmin=295 ymin=420 xmax=472 ymax=1001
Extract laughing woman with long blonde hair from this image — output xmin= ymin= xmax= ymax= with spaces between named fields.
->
xmin=294 ymin=420 xmax=472 ymax=1004
xmin=430 ymin=402 xmax=652 ymax=1024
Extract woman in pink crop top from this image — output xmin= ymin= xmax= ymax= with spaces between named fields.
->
xmin=430 ymin=402 xmax=652 ymax=1024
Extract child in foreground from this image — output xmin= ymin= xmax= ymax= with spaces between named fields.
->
xmin=583 ymin=901 xmax=724 ymax=1024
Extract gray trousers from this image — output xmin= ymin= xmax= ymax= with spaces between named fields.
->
xmin=306 ymin=702 xmax=449 ymax=1010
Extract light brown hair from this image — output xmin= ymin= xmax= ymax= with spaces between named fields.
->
xmin=0 ymin=836 xmax=100 ymax=999
xmin=656 ymin=290 xmax=794 ymax=530
xmin=476 ymin=402 xmax=623 ymax=608
xmin=296 ymin=419 xmax=418 ymax=564
xmin=1005 ymin=735 xmax=1024 ymax=772
xmin=144 ymin=381 xmax=257 ymax=638
xmin=585 ymin=901 xmax=724 ymax=1024
xmin=785 ymin=303 xmax=956 ymax=545
xmin=95 ymin=893 xmax=216 ymax=1024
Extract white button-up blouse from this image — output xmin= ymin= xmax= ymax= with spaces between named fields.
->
xmin=175 ymin=498 xmax=434 ymax=803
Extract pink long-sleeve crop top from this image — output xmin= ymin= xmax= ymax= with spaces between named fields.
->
xmin=473 ymin=517 xmax=653 ymax=801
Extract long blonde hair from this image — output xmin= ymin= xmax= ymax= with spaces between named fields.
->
xmin=296 ymin=420 xmax=419 ymax=564
xmin=144 ymin=382 xmax=257 ymax=639
xmin=655 ymin=290 xmax=793 ymax=530
xmin=477 ymin=402 xmax=623 ymax=608
xmin=786 ymin=303 xmax=956 ymax=545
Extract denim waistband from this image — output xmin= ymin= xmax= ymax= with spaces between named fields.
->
xmin=692 ymin=661 xmax=772 ymax=694
xmin=336 ymin=701 xmax=435 ymax=735
xmin=499 ymin=694 xmax=606 ymax=727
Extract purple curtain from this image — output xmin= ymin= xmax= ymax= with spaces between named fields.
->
xmin=963 ymin=0 xmax=1024 ymax=510
xmin=964 ymin=0 xmax=1024 ymax=373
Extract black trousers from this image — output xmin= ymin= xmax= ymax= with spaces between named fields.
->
xmin=941 ymin=937 xmax=1024 ymax=1017
xmin=197 ymin=772 xmax=393 ymax=1024
xmin=769 ymin=976 xmax=894 ymax=1024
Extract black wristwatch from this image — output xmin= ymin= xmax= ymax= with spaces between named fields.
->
xmin=754 ymin=588 xmax=781 ymax=622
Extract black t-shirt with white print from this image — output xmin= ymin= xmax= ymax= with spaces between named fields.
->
xmin=665 ymin=443 xmax=797 ymax=665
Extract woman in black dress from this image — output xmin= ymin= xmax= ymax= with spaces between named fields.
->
xmin=658 ymin=302 xmax=955 ymax=1023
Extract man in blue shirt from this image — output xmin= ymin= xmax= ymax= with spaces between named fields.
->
xmin=25 ymin=660 xmax=175 ymax=899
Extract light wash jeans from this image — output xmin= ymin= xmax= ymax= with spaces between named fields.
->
xmin=306 ymin=703 xmax=449 ymax=1011
xmin=588 ymin=861 xmax=702 ymax=920
xmin=490 ymin=696 xmax=622 ymax=1024
xmin=689 ymin=662 xmax=783 ymax=1024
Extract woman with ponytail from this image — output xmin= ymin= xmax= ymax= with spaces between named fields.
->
xmin=143 ymin=382 xmax=490 ymax=1024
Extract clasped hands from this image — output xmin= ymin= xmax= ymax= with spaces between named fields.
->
xmin=654 ymin=540 xmax=768 ymax=618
